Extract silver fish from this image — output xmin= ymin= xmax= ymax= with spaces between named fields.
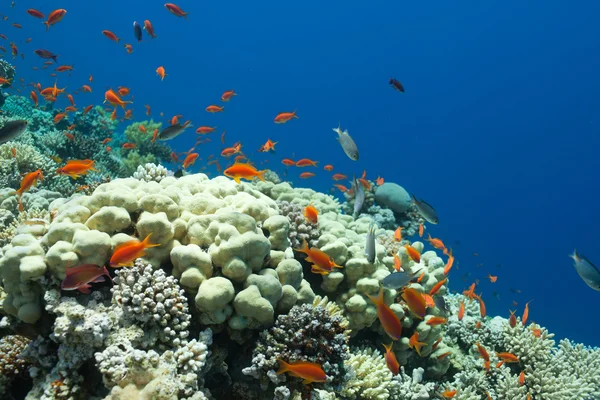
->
xmin=570 ymin=250 xmax=600 ymax=291
xmin=353 ymin=176 xmax=365 ymax=218
xmin=412 ymin=194 xmax=439 ymax=224
xmin=365 ymin=222 xmax=376 ymax=264
xmin=434 ymin=296 xmax=448 ymax=316
xmin=382 ymin=270 xmax=417 ymax=290
xmin=0 ymin=120 xmax=28 ymax=145
xmin=158 ymin=122 xmax=192 ymax=141
xmin=333 ymin=124 xmax=359 ymax=161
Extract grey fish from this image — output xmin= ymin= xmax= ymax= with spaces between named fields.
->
xmin=133 ymin=21 xmax=143 ymax=42
xmin=333 ymin=124 xmax=359 ymax=161
xmin=352 ymin=175 xmax=365 ymax=218
xmin=0 ymin=120 xmax=28 ymax=145
xmin=433 ymin=296 xmax=448 ymax=315
xmin=34 ymin=49 xmax=58 ymax=63
xmin=365 ymin=222 xmax=376 ymax=264
xmin=382 ymin=270 xmax=417 ymax=290
xmin=412 ymin=194 xmax=439 ymax=224
xmin=571 ymin=250 xmax=600 ymax=291
xmin=158 ymin=122 xmax=192 ymax=141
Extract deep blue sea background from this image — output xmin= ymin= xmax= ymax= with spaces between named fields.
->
xmin=6 ymin=1 xmax=600 ymax=346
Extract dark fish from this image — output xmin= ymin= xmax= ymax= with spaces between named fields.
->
xmin=433 ymin=296 xmax=448 ymax=315
xmin=61 ymin=264 xmax=112 ymax=294
xmin=570 ymin=250 xmax=600 ymax=291
xmin=133 ymin=21 xmax=142 ymax=42
xmin=0 ymin=119 xmax=28 ymax=144
xmin=352 ymin=175 xmax=365 ymax=218
xmin=158 ymin=122 xmax=191 ymax=140
xmin=333 ymin=124 xmax=359 ymax=161
xmin=382 ymin=270 xmax=417 ymax=290
xmin=389 ymin=78 xmax=404 ymax=93
xmin=174 ymin=169 xmax=184 ymax=178
xmin=365 ymin=222 xmax=376 ymax=264
xmin=411 ymin=194 xmax=439 ymax=224
xmin=34 ymin=49 xmax=58 ymax=63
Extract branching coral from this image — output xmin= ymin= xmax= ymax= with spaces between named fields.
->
xmin=277 ymin=200 xmax=321 ymax=248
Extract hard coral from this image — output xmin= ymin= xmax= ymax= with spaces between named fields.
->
xmin=277 ymin=200 xmax=321 ymax=248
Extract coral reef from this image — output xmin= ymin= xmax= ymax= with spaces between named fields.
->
xmin=132 ymin=162 xmax=171 ymax=182
xmin=277 ymin=200 xmax=321 ymax=248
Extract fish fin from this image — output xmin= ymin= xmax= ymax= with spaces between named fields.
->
xmin=293 ymin=109 xmax=298 ymax=118
xmin=233 ymin=176 xmax=241 ymax=184
xmin=302 ymin=379 xmax=313 ymax=384
xmin=77 ymin=284 xmax=91 ymax=294
xmin=276 ymin=359 xmax=290 ymax=375
xmin=92 ymin=275 xmax=106 ymax=283
xmin=141 ymin=233 xmax=160 ymax=249
xmin=257 ymin=170 xmax=266 ymax=182
xmin=411 ymin=193 xmax=419 ymax=204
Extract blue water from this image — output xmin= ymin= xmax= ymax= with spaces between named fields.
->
xmin=6 ymin=1 xmax=600 ymax=345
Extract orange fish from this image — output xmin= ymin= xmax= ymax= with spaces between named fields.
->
xmin=223 ymin=162 xmax=265 ymax=184
xmin=88 ymin=75 xmax=93 ymax=82
xmin=122 ymin=143 xmax=136 ymax=149
xmin=333 ymin=184 xmax=348 ymax=193
xmin=221 ymin=90 xmax=237 ymax=101
xmin=276 ymin=359 xmax=326 ymax=384
xmin=16 ymin=169 xmax=44 ymax=211
xmin=408 ymin=332 xmax=427 ymax=356
xmin=64 ymin=133 xmax=74 ymax=141
xmin=83 ymin=105 xmax=93 ymax=115
xmin=156 ymin=66 xmax=167 ymax=80
xmin=417 ymin=271 xmax=425 ymax=283
xmin=530 ymin=325 xmax=542 ymax=338
xmin=165 ymin=3 xmax=189 ymax=18
xmin=324 ymin=164 xmax=334 ymax=171
xmin=519 ymin=370 xmax=525 ymax=386
xmin=296 ymin=158 xmax=318 ymax=167
xmin=429 ymin=278 xmax=447 ymax=296
xmin=65 ymin=106 xmax=77 ymax=113
xmin=478 ymin=295 xmax=486 ymax=318
xmin=183 ymin=153 xmax=199 ymax=169
xmin=332 ymin=173 xmax=347 ymax=181
xmin=509 ymin=310 xmax=517 ymax=328
xmin=488 ymin=274 xmax=498 ymax=283
xmin=196 ymin=126 xmax=216 ymax=134
xmin=376 ymin=176 xmax=384 ymax=185
xmin=67 ymin=94 xmax=75 ymax=106
xmin=422 ymin=293 xmax=435 ymax=308
xmin=30 ymin=90 xmax=38 ymax=107
xmin=426 ymin=316 xmax=447 ymax=326
xmin=444 ymin=249 xmax=454 ymax=275
xmin=394 ymin=227 xmax=403 ymax=242
xmin=152 ymin=129 xmax=159 ymax=143
xmin=458 ymin=300 xmax=465 ymax=321
xmin=418 ymin=224 xmax=424 ymax=237
xmin=53 ymin=113 xmax=66 ymax=124
xmin=27 ymin=9 xmax=45 ymax=19
xmin=144 ymin=20 xmax=157 ymax=38
xmin=44 ymin=9 xmax=67 ymax=30
xmin=432 ymin=337 xmax=443 ymax=351
xmin=426 ymin=234 xmax=445 ymax=250
xmin=118 ymin=87 xmax=130 ymax=97
xmin=110 ymin=234 xmax=160 ymax=267
xmin=437 ymin=352 xmax=452 ymax=361
xmin=496 ymin=352 xmax=519 ymax=363
xmin=522 ymin=301 xmax=531 ymax=326
xmin=145 ymin=104 xmax=151 ymax=116
xmin=10 ymin=148 xmax=16 ymax=158
xmin=258 ymin=139 xmax=277 ymax=152
xmin=441 ymin=390 xmax=457 ymax=399
xmin=281 ymin=158 xmax=296 ymax=166
xmin=124 ymin=44 xmax=133 ymax=54
xmin=393 ymin=252 xmax=402 ymax=272
xmin=138 ymin=125 xmax=147 ymax=134
xmin=206 ymin=105 xmax=224 ymax=113
xmin=102 ymin=138 xmax=112 ymax=145
xmin=402 ymin=287 xmax=426 ymax=319
xmin=367 ymin=287 xmax=402 ymax=340
xmin=404 ymin=244 xmax=421 ymax=263
xmin=102 ymin=30 xmax=120 ymax=42
xmin=383 ymin=343 xmax=399 ymax=375
xmin=56 ymin=65 xmax=74 ymax=72
xmin=274 ymin=110 xmax=298 ymax=124
xmin=295 ymin=240 xmax=343 ymax=275
xmin=105 ymin=146 xmax=112 ymax=152
xmin=303 ymin=204 xmax=318 ymax=224
xmin=81 ymin=85 xmax=92 ymax=92
xmin=56 ymin=160 xmax=97 ymax=179
xmin=300 ymin=172 xmax=315 ymax=179
xmin=475 ymin=343 xmax=490 ymax=361
xmin=104 ymin=89 xmax=132 ymax=109
xmin=464 ymin=282 xmax=477 ymax=299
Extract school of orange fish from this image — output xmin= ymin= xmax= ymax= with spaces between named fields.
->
xmin=0 ymin=4 xmax=543 ymax=398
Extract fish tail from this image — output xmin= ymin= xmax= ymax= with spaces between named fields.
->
xmin=43 ymin=21 xmax=49 ymax=30
xmin=293 ymin=109 xmax=298 ymax=118
xmin=17 ymin=196 xmax=24 ymax=212
xmin=103 ymin=266 xmax=114 ymax=284
xmin=276 ymin=359 xmax=290 ymax=375
xmin=141 ymin=233 xmax=160 ymax=248
xmin=257 ymin=170 xmax=266 ymax=182
xmin=411 ymin=193 xmax=418 ymax=203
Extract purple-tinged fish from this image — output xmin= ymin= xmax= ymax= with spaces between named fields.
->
xmin=389 ymin=78 xmax=404 ymax=93
xmin=61 ymin=264 xmax=112 ymax=294
xmin=34 ymin=49 xmax=58 ymax=63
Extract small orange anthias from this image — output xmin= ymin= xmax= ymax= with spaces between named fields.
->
xmin=15 ymin=169 xmax=44 ymax=210
xmin=223 ymin=162 xmax=266 ymax=183
xmin=295 ymin=240 xmax=342 ymax=275
xmin=366 ymin=287 xmax=402 ymax=340
xmin=382 ymin=342 xmax=399 ymax=375
xmin=303 ymin=204 xmax=318 ymax=224
xmin=402 ymin=287 xmax=427 ymax=319
xmin=276 ymin=359 xmax=327 ymax=384
xmin=109 ymin=234 xmax=160 ymax=267
xmin=56 ymin=159 xmax=97 ymax=179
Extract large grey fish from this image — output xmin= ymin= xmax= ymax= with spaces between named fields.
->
xmin=570 ymin=250 xmax=600 ymax=291
xmin=353 ymin=175 xmax=365 ymax=218
xmin=333 ymin=124 xmax=359 ymax=161
xmin=0 ymin=120 xmax=28 ymax=145
xmin=382 ymin=270 xmax=417 ymax=290
xmin=158 ymin=121 xmax=192 ymax=141
xmin=365 ymin=222 xmax=376 ymax=264
xmin=412 ymin=194 xmax=439 ymax=224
